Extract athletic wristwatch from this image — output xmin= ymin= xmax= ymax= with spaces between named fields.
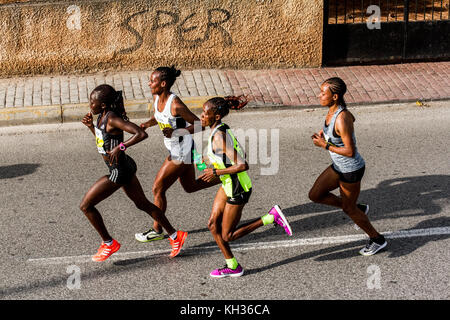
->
xmin=119 ymin=142 xmax=127 ymax=151
xmin=213 ymin=168 xmax=218 ymax=176
xmin=325 ymin=144 xmax=330 ymax=150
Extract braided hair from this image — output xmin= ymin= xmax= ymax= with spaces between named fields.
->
xmin=323 ymin=77 xmax=347 ymax=108
xmin=155 ymin=65 xmax=181 ymax=89
xmin=206 ymin=95 xmax=249 ymax=118
xmin=92 ymin=84 xmax=128 ymax=121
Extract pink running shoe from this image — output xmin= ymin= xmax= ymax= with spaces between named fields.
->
xmin=210 ymin=264 xmax=244 ymax=278
xmin=269 ymin=205 xmax=293 ymax=236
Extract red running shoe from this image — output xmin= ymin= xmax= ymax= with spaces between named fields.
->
xmin=169 ymin=231 xmax=188 ymax=258
xmin=92 ymin=239 xmax=121 ymax=262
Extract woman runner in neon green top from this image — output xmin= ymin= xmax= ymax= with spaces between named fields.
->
xmin=199 ymin=96 xmax=293 ymax=278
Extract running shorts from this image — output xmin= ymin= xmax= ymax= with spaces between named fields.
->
xmin=168 ymin=139 xmax=195 ymax=164
xmin=104 ymin=154 xmax=137 ymax=185
xmin=226 ymin=188 xmax=252 ymax=205
xmin=331 ymin=164 xmax=365 ymax=183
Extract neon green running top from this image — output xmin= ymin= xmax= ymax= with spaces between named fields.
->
xmin=207 ymin=123 xmax=252 ymax=197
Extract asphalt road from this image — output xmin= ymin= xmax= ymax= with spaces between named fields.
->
xmin=0 ymin=101 xmax=449 ymax=304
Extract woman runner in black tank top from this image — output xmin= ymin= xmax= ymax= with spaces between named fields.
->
xmin=95 ymin=110 xmax=138 ymax=185
xmin=80 ymin=84 xmax=188 ymax=262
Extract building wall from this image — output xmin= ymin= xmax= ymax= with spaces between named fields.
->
xmin=0 ymin=0 xmax=323 ymax=76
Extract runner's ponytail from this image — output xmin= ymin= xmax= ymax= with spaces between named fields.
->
xmin=112 ymin=90 xmax=128 ymax=121
xmin=224 ymin=95 xmax=249 ymax=111
xmin=207 ymin=95 xmax=249 ymax=118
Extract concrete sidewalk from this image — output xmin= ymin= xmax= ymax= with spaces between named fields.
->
xmin=0 ymin=61 xmax=449 ymax=126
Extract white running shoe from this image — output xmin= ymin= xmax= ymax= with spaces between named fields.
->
xmin=135 ymin=228 xmax=164 ymax=242
xmin=359 ymin=238 xmax=387 ymax=256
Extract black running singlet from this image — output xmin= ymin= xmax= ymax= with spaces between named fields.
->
xmin=94 ymin=111 xmax=124 ymax=155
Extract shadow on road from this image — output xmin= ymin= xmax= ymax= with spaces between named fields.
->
xmin=1 ymin=175 xmax=448 ymax=296
xmin=0 ymin=163 xmax=40 ymax=179
xmin=0 ymin=253 xmax=175 ymax=299
xmin=245 ymin=216 xmax=450 ymax=276
xmin=191 ymin=174 xmax=450 ymax=251
xmin=284 ymin=175 xmax=450 ymax=229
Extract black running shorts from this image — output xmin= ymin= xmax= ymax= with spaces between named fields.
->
xmin=104 ymin=154 xmax=137 ymax=185
xmin=227 ymin=189 xmax=252 ymax=205
xmin=331 ymin=164 xmax=365 ymax=183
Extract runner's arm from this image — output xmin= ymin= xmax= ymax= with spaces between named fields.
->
xmin=172 ymin=97 xmax=201 ymax=135
xmin=213 ymin=132 xmax=248 ymax=175
xmin=81 ymin=112 xmax=95 ymax=136
xmin=140 ymin=115 xmax=158 ymax=130
xmin=329 ymin=111 xmax=356 ymax=157
xmin=199 ymin=132 xmax=248 ymax=182
xmin=106 ymin=114 xmax=148 ymax=164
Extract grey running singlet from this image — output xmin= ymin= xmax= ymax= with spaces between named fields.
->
xmin=323 ymin=106 xmax=365 ymax=173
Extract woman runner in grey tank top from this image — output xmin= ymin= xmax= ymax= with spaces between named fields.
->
xmin=309 ymin=77 xmax=387 ymax=256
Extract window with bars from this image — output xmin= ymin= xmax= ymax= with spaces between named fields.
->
xmin=327 ymin=0 xmax=450 ymax=24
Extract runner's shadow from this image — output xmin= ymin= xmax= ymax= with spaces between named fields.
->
xmin=0 ymin=163 xmax=40 ymax=179
xmin=244 ymin=241 xmax=364 ymax=276
xmin=0 ymin=255 xmax=170 ymax=299
xmin=283 ymin=175 xmax=450 ymax=234
xmin=245 ymin=216 xmax=450 ymax=276
xmin=382 ymin=216 xmax=450 ymax=259
xmin=314 ymin=216 xmax=450 ymax=261
xmin=190 ymin=175 xmax=449 ymax=248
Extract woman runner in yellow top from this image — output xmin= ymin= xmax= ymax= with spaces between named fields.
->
xmin=199 ymin=96 xmax=293 ymax=278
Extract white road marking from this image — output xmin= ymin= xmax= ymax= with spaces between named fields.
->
xmin=27 ymin=226 xmax=450 ymax=265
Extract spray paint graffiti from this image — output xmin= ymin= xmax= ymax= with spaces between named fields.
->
xmin=117 ymin=8 xmax=232 ymax=55
xmin=117 ymin=10 xmax=147 ymax=55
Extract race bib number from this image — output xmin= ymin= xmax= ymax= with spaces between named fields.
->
xmin=158 ymin=122 xmax=172 ymax=131
xmin=95 ymin=127 xmax=107 ymax=154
